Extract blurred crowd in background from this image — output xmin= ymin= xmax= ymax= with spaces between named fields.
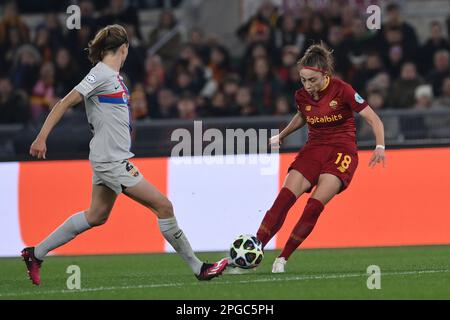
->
xmin=1 ymin=0 xmax=450 ymax=127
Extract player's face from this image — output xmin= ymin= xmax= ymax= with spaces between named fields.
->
xmin=299 ymin=68 xmax=327 ymax=96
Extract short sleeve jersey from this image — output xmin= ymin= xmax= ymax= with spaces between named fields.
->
xmin=75 ymin=62 xmax=134 ymax=162
xmin=295 ymin=77 xmax=368 ymax=149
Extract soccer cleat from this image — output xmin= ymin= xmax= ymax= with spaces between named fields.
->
xmin=21 ymin=247 xmax=43 ymax=285
xmin=272 ymin=257 xmax=286 ymax=273
xmin=196 ymin=258 xmax=228 ymax=281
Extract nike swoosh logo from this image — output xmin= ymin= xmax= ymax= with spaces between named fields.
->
xmin=114 ymin=85 xmax=120 ymax=90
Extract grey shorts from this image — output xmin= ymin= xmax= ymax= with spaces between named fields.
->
xmin=91 ymin=159 xmax=143 ymax=195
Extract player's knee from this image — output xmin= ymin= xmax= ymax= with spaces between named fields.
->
xmin=156 ymin=199 xmax=174 ymax=219
xmin=86 ymin=208 xmax=110 ymax=226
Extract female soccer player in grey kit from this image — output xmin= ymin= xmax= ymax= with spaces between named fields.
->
xmin=22 ymin=24 xmax=227 ymax=285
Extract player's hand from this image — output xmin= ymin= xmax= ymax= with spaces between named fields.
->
xmin=269 ymin=134 xmax=283 ymax=149
xmin=30 ymin=137 xmax=47 ymax=160
xmin=369 ymin=148 xmax=385 ymax=168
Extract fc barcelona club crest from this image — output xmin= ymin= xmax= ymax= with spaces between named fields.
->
xmin=125 ymin=161 xmax=140 ymax=177
xmin=305 ymin=105 xmax=312 ymax=111
xmin=329 ymin=100 xmax=338 ymax=109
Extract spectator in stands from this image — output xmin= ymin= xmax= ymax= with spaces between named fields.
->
xmin=177 ymin=92 xmax=197 ymax=119
xmin=171 ymin=44 xmax=207 ymax=95
xmin=0 ymin=1 xmax=29 ymax=47
xmin=34 ymin=26 xmax=53 ymax=63
xmin=247 ymin=57 xmax=281 ymax=115
xmin=144 ymin=71 xmax=162 ymax=114
xmin=352 ymin=52 xmax=384 ymax=93
xmin=274 ymin=13 xmax=304 ymax=51
xmin=130 ymin=83 xmax=149 ymax=120
xmin=241 ymin=42 xmax=272 ymax=80
xmin=401 ymin=85 xmax=434 ymax=139
xmin=54 ymin=47 xmax=79 ymax=98
xmin=206 ymin=90 xmax=237 ymax=117
xmin=171 ymin=70 xmax=200 ymax=96
xmin=282 ymin=64 xmax=301 ymax=97
xmin=366 ymin=72 xmax=391 ymax=101
xmin=187 ymin=28 xmax=210 ymax=65
xmin=434 ymin=76 xmax=450 ymax=108
xmin=427 ymin=49 xmax=450 ymax=97
xmin=122 ymin=24 xmax=145 ymax=85
xmin=386 ymin=44 xmax=404 ymax=80
xmin=304 ymin=13 xmax=328 ymax=45
xmin=377 ymin=2 xmax=419 ymax=62
xmin=274 ymin=95 xmax=293 ymax=115
xmin=148 ymin=10 xmax=182 ymax=69
xmin=326 ymin=24 xmax=350 ymax=78
xmin=388 ymin=62 xmax=423 ymax=109
xmin=344 ymin=18 xmax=374 ymax=56
xmin=420 ymin=21 xmax=450 ymax=74
xmin=359 ymin=89 xmax=400 ymax=141
xmin=43 ymin=13 xmax=67 ymax=50
xmin=0 ymin=26 xmax=24 ymax=75
xmin=276 ymin=45 xmax=299 ymax=84
xmin=235 ymin=86 xmax=257 ymax=116
xmin=30 ymin=62 xmax=57 ymax=121
xmin=99 ymin=0 xmax=142 ymax=40
xmin=10 ymin=44 xmax=41 ymax=94
xmin=79 ymin=0 xmax=97 ymax=24
xmin=154 ymin=88 xmax=178 ymax=119
xmin=221 ymin=74 xmax=241 ymax=107
xmin=236 ymin=1 xmax=278 ymax=47
xmin=207 ymin=45 xmax=231 ymax=86
xmin=145 ymin=54 xmax=166 ymax=90
xmin=0 ymin=76 xmax=29 ymax=124
xmin=339 ymin=5 xmax=357 ymax=38
xmin=67 ymin=20 xmax=96 ymax=75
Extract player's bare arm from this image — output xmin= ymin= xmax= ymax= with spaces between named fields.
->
xmin=359 ymin=106 xmax=386 ymax=168
xmin=30 ymin=89 xmax=83 ymax=159
xmin=270 ymin=111 xmax=306 ymax=149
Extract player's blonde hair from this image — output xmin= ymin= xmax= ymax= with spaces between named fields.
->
xmin=298 ymin=42 xmax=335 ymax=75
xmin=87 ymin=24 xmax=128 ymax=64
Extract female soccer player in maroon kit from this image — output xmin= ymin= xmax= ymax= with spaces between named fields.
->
xmin=256 ymin=44 xmax=386 ymax=273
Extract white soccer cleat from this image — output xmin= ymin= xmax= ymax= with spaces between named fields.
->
xmin=272 ymin=257 xmax=286 ymax=273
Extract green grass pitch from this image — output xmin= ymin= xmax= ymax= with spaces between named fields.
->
xmin=1 ymin=245 xmax=450 ymax=299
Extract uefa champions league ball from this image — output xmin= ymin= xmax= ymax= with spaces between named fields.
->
xmin=229 ymin=234 xmax=264 ymax=269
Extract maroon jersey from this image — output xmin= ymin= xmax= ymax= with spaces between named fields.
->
xmin=295 ymin=77 xmax=368 ymax=149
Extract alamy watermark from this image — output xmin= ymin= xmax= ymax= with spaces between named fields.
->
xmin=66 ymin=265 xmax=81 ymax=290
xmin=366 ymin=5 xmax=381 ymax=30
xmin=366 ymin=265 xmax=381 ymax=290
xmin=66 ymin=5 xmax=81 ymax=30
xmin=170 ymin=121 xmax=279 ymax=175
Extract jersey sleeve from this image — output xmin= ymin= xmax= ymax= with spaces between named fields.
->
xmin=342 ymin=83 xmax=368 ymax=113
xmin=74 ymin=69 xmax=106 ymax=98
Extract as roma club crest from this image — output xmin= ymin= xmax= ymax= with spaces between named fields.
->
xmin=329 ymin=100 xmax=338 ymax=109
xmin=305 ymin=105 xmax=312 ymax=112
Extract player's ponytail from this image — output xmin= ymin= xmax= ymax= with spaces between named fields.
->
xmin=87 ymin=24 xmax=129 ymax=65
xmin=298 ymin=42 xmax=334 ymax=75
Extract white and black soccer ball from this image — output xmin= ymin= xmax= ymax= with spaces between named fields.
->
xmin=229 ymin=234 xmax=264 ymax=269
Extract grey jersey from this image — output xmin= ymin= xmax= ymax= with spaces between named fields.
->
xmin=75 ymin=62 xmax=134 ymax=162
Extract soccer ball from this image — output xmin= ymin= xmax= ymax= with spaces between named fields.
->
xmin=229 ymin=234 xmax=264 ymax=269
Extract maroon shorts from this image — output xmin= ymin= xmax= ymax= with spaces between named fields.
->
xmin=288 ymin=143 xmax=358 ymax=193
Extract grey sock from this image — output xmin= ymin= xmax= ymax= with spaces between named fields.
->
xmin=34 ymin=212 xmax=91 ymax=260
xmin=158 ymin=217 xmax=203 ymax=275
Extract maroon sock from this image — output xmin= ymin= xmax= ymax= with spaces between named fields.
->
xmin=256 ymin=187 xmax=297 ymax=248
xmin=279 ymin=198 xmax=324 ymax=260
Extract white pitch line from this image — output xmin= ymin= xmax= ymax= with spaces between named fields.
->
xmin=1 ymin=269 xmax=450 ymax=298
